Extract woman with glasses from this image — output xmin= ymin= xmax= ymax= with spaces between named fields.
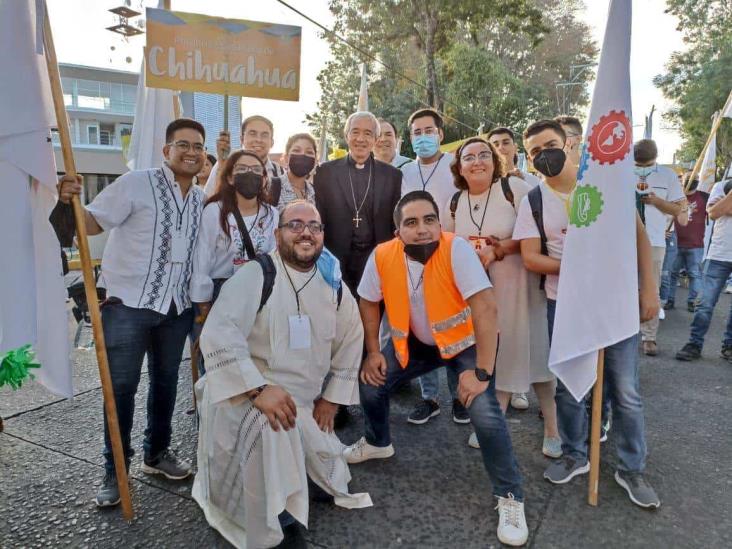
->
xmin=190 ymin=150 xmax=279 ymax=372
xmin=444 ymin=137 xmax=560 ymax=458
xmin=271 ymin=133 xmax=318 ymax=211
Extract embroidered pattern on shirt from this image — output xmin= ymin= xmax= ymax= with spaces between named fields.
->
xmin=143 ymin=169 xmax=173 ymax=308
xmin=179 ymin=189 xmax=202 ymax=307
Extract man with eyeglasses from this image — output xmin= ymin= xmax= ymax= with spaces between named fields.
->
xmin=193 ymin=200 xmax=371 ymax=548
xmin=400 ymin=108 xmax=469 ymax=426
xmin=56 ymin=119 xmax=207 ymax=507
xmin=203 ymin=115 xmax=285 ymax=197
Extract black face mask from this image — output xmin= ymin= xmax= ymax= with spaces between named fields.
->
xmin=533 ymin=148 xmax=567 ymax=178
xmin=404 ymin=240 xmax=440 ymax=264
xmin=288 ymin=154 xmax=316 ymax=178
xmin=233 ymin=172 xmax=262 ymax=199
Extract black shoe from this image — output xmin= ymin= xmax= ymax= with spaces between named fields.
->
xmin=687 ymin=302 xmax=696 ymax=313
xmin=663 ymin=301 xmax=675 ymax=310
xmin=275 ymin=522 xmax=307 ymax=549
xmin=451 ymin=399 xmax=471 ymax=424
xmin=721 ymin=345 xmax=732 ymax=362
xmin=407 ymin=399 xmax=440 ymax=425
xmin=95 ymin=472 xmax=120 ymax=508
xmin=142 ymin=448 xmax=192 ymax=480
xmin=675 ymin=343 xmax=701 ymax=361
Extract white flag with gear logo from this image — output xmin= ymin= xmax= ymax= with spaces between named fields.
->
xmin=548 ymin=0 xmax=638 ymax=401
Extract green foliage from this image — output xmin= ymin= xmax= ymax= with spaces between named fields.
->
xmin=0 ymin=344 xmax=41 ymax=391
xmin=309 ymin=0 xmax=597 ymax=149
xmin=655 ymin=1 xmax=732 ymax=168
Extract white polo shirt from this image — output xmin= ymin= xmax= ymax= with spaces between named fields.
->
xmin=86 ymin=163 xmax=205 ymax=314
xmin=400 ymin=152 xmax=457 ymax=216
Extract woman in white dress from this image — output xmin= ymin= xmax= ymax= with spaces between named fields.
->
xmin=190 ymin=149 xmax=279 ymax=373
xmin=273 ymin=133 xmax=317 ymax=211
xmin=443 ymin=137 xmax=561 ymax=458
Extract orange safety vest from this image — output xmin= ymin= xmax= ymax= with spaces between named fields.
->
xmin=374 ymin=232 xmax=475 ymax=367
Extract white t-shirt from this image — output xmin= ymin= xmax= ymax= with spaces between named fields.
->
xmin=400 ymin=152 xmax=456 ymax=216
xmin=706 ymin=181 xmax=732 ymax=262
xmin=519 ymin=171 xmax=542 ymax=189
xmin=512 ymin=182 xmax=569 ymax=300
xmin=190 ymin=202 xmax=279 ymax=302
xmin=203 ymin=157 xmax=284 ymax=197
xmin=358 ymin=236 xmax=491 ymax=345
xmin=641 ymin=165 xmax=685 ymax=247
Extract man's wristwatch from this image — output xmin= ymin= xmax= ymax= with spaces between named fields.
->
xmin=474 ymin=368 xmax=493 ymax=382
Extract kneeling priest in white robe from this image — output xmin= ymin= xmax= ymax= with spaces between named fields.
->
xmin=193 ymin=200 xmax=372 ymax=548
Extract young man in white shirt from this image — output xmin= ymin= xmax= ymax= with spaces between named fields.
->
xmin=345 ymin=191 xmax=529 ymax=547
xmin=57 ymin=118 xmax=207 ymax=508
xmin=400 ymin=109 xmax=467 ymax=425
xmin=488 ymin=126 xmax=542 ymax=189
xmin=676 ymin=178 xmax=732 ymax=362
xmin=203 ymin=115 xmax=285 ymax=196
xmin=513 ymin=119 xmax=661 ymax=509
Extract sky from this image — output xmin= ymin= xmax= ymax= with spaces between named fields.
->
xmin=48 ymin=0 xmax=686 ymax=162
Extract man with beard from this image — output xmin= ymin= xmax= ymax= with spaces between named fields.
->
xmin=314 ymin=111 xmax=402 ymax=294
xmin=193 ymin=200 xmax=372 ymax=549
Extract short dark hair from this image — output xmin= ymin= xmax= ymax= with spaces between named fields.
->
xmin=206 ymin=153 xmax=217 ymax=166
xmin=285 ymin=132 xmax=318 ymax=155
xmin=408 ymin=108 xmax=444 ymax=131
xmin=523 ymin=119 xmax=567 ymax=143
xmin=394 ymin=190 xmax=440 ymax=227
xmin=377 ymin=118 xmax=398 ymax=135
xmin=554 ymin=115 xmax=583 ymax=136
xmin=241 ymin=115 xmax=274 ymax=137
xmin=634 ymin=139 xmax=658 ymax=163
xmin=165 ymin=118 xmax=205 ymax=143
xmin=487 ymin=127 xmax=515 ymax=142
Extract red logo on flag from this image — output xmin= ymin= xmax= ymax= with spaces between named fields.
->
xmin=587 ymin=110 xmax=632 ymax=165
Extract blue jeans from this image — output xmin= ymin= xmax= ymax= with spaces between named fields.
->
xmin=101 ymin=300 xmax=193 ymax=474
xmin=417 ymin=368 xmax=459 ymax=402
xmin=547 ymin=301 xmax=646 ymax=472
xmin=689 ymin=259 xmax=732 ymax=348
xmin=359 ymin=339 xmax=524 ymax=500
xmin=659 ymin=232 xmax=677 ymax=303
xmin=668 ymin=247 xmax=704 ymax=304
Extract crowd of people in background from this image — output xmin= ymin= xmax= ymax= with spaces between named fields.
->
xmin=52 ymin=103 xmax=732 ymax=549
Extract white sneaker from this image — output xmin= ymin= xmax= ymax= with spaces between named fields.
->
xmin=343 ymin=437 xmax=395 ymax=464
xmin=496 ymin=494 xmax=529 ymax=546
xmin=659 ymin=308 xmax=665 ymax=320
xmin=511 ymin=392 xmax=529 ymax=410
xmin=468 ymin=432 xmax=480 ymax=449
xmin=725 ymin=284 xmax=732 ymax=294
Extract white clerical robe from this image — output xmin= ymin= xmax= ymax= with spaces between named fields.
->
xmin=193 ymin=251 xmax=371 ymax=549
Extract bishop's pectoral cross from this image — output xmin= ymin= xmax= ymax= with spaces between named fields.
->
xmin=353 ymin=212 xmax=362 ymax=228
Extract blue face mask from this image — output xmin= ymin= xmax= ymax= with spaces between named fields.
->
xmin=411 ymin=134 xmax=440 ymax=159
xmin=634 ymin=165 xmax=656 ymax=178
xmin=316 ymin=247 xmax=342 ymax=292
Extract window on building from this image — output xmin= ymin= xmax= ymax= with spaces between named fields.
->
xmin=87 ymin=124 xmax=99 ymax=145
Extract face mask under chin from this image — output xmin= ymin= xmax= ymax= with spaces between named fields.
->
xmin=403 ymin=240 xmax=440 ymax=264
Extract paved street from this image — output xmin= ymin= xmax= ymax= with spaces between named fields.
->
xmin=2 ymin=286 xmax=731 ymax=548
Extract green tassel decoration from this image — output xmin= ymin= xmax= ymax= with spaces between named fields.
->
xmin=0 ymin=344 xmax=41 ymax=390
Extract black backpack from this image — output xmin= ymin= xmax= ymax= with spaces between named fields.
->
xmin=267 ymin=175 xmax=282 ymax=207
xmin=252 ymin=254 xmax=343 ymax=312
xmin=527 ymin=185 xmax=549 ymax=290
xmin=449 ymin=177 xmax=515 ymax=220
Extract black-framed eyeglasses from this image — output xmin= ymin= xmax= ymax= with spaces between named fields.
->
xmin=169 ymin=140 xmax=205 ymax=153
xmin=233 ymin=165 xmax=265 ymax=176
xmin=278 ymin=220 xmax=325 ymax=234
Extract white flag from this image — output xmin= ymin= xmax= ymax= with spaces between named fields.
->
xmin=357 ymin=63 xmax=368 ymax=112
xmin=126 ymin=1 xmax=178 ymax=171
xmin=548 ymin=0 xmax=638 ymax=401
xmin=0 ymin=0 xmax=72 ymax=397
xmin=699 ymin=129 xmax=717 ymax=193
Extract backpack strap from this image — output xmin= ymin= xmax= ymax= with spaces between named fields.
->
xmin=253 ymin=254 xmax=277 ymax=312
xmin=267 ymin=176 xmax=282 ymax=207
xmin=254 ymin=254 xmax=344 ymax=311
xmin=449 ymin=190 xmax=462 ymax=220
xmin=231 ymin=207 xmax=258 ymax=260
xmin=527 ymin=186 xmax=548 ymax=290
xmin=500 ymin=177 xmax=515 ymax=209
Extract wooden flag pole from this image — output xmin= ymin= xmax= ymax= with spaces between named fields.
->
xmin=685 ymin=89 xmax=732 ymax=192
xmin=223 ymin=95 xmax=229 ymax=132
xmin=43 ymin=6 xmax=134 ymax=520
xmin=588 ymin=348 xmax=606 ymax=507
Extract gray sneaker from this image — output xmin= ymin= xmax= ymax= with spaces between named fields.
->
xmin=141 ymin=448 xmax=192 ymax=480
xmin=614 ymin=471 xmax=661 ymax=509
xmin=95 ymin=472 xmax=120 ymax=508
xmin=544 ymin=456 xmax=590 ymax=484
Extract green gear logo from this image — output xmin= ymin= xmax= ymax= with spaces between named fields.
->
xmin=570 ymin=185 xmax=603 ymax=228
